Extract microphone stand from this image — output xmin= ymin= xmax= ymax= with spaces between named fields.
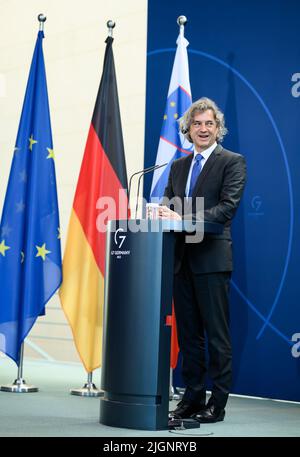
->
xmin=135 ymin=162 xmax=168 ymax=218
xmin=135 ymin=166 xmax=160 ymax=218
xmin=128 ymin=164 xmax=160 ymax=215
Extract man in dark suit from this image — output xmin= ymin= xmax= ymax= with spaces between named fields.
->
xmin=158 ymin=97 xmax=246 ymax=423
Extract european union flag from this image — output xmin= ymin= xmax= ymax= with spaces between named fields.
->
xmin=0 ymin=31 xmax=62 ymax=364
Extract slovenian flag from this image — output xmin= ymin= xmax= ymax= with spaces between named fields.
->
xmin=150 ymin=30 xmax=193 ymax=202
xmin=150 ymin=29 xmax=193 ymax=370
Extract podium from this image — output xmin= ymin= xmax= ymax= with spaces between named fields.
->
xmin=99 ymin=219 xmax=222 ymax=430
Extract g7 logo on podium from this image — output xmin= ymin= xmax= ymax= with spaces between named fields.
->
xmin=114 ymin=228 xmax=126 ymax=249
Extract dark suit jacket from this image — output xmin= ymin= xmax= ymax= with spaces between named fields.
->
xmin=163 ymin=144 xmax=246 ymax=274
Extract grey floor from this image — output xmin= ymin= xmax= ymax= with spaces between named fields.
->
xmin=0 ymin=357 xmax=299 ymax=437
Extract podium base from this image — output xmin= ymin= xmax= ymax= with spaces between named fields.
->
xmin=100 ymin=395 xmax=168 ymax=430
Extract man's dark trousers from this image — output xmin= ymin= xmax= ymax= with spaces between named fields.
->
xmin=173 ymin=254 xmax=232 ymax=409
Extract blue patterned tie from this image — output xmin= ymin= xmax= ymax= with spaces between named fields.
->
xmin=188 ymin=154 xmax=203 ymax=197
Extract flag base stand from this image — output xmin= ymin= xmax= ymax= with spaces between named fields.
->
xmin=70 ymin=372 xmax=103 ymax=397
xmin=70 ymin=382 xmax=103 ymax=397
xmin=169 ymin=369 xmax=184 ymax=401
xmin=168 ymin=417 xmax=200 ymax=430
xmin=169 ymin=385 xmax=183 ymax=401
xmin=0 ymin=378 xmax=38 ymax=393
xmin=0 ymin=344 xmax=38 ymax=393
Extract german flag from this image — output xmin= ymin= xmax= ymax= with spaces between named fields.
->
xmin=59 ymin=36 xmax=128 ymax=373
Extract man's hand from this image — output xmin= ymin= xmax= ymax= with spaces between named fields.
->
xmin=158 ymin=205 xmax=182 ymax=220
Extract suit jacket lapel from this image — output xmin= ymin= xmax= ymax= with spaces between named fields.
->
xmin=179 ymin=154 xmax=193 ymax=198
xmin=192 ymin=144 xmax=223 ymax=196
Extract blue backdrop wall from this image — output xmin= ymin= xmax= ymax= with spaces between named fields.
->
xmin=144 ymin=0 xmax=300 ymax=402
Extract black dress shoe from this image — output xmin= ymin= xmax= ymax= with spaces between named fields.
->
xmin=192 ymin=404 xmax=225 ymax=423
xmin=170 ymin=400 xmax=206 ymax=419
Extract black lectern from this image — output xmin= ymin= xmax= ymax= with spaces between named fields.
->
xmin=100 ymin=219 xmax=222 ymax=430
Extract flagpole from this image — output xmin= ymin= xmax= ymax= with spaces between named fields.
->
xmin=0 ymin=13 xmax=52 ymax=394
xmin=69 ymin=19 xmax=119 ymax=398
xmin=169 ymin=367 xmax=182 ymax=401
xmin=0 ymin=343 xmax=38 ymax=393
xmin=168 ymin=15 xmax=189 ymax=403
xmin=169 ymin=367 xmax=174 ymax=400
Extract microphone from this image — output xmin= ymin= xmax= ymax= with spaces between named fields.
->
xmin=128 ymin=163 xmax=162 ymax=211
xmin=134 ymin=162 xmax=168 ymax=218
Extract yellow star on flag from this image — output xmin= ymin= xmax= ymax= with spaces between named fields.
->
xmin=21 ymin=251 xmax=25 ymax=263
xmin=170 ymin=101 xmax=176 ymax=107
xmin=29 ymin=134 xmax=38 ymax=151
xmin=163 ymin=114 xmax=167 ymax=120
xmin=57 ymin=227 xmax=61 ymax=239
xmin=47 ymin=148 xmax=55 ymax=160
xmin=36 ymin=243 xmax=51 ymax=261
xmin=174 ymin=113 xmax=178 ymax=119
xmin=0 ymin=240 xmax=10 ymax=257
